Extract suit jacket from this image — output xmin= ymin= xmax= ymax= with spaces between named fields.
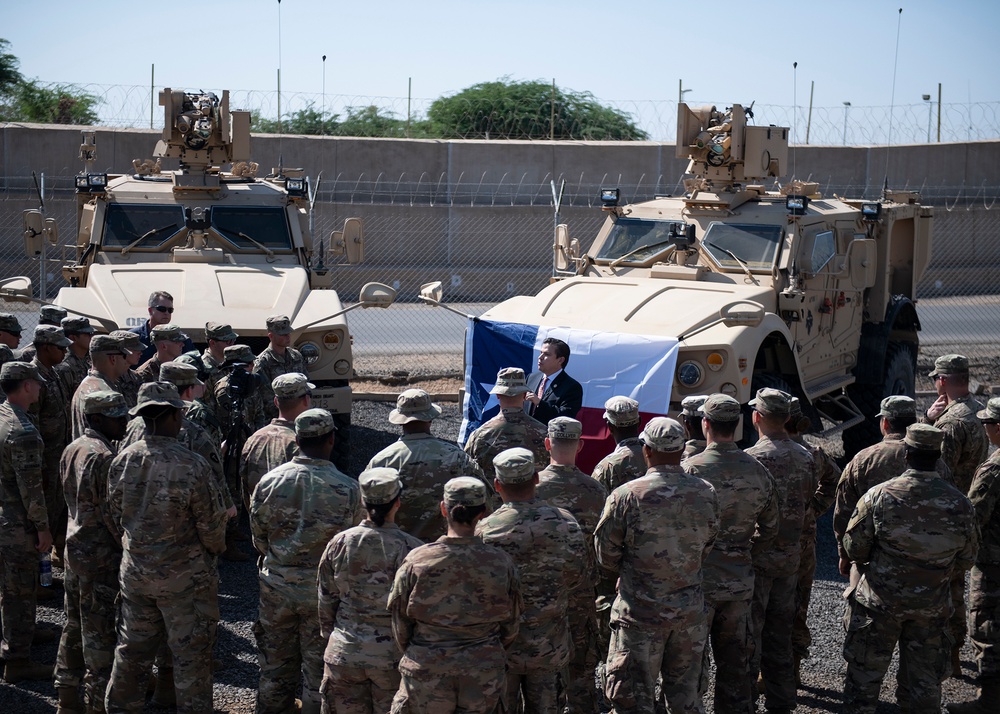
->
xmin=525 ymin=370 xmax=583 ymax=425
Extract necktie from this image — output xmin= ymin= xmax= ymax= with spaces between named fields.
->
xmin=538 ymin=375 xmax=548 ymax=398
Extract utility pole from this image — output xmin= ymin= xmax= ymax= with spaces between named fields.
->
xmin=842 ymin=101 xmax=851 ymax=145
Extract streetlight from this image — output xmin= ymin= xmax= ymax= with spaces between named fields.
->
xmin=842 ymin=101 xmax=851 ymax=145
xmin=679 ymin=79 xmax=692 ymax=106
xmin=922 ymin=94 xmax=932 ymax=143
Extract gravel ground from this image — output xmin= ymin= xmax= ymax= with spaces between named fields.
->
xmin=1 ymin=399 xmax=983 ymax=713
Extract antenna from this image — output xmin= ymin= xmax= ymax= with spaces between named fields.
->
xmin=884 ymin=7 xmax=903 ymax=194
xmin=792 ymin=61 xmax=798 ymax=180
xmin=277 ymin=0 xmax=283 ymax=169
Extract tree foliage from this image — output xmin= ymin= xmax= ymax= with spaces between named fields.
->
xmin=251 ymin=103 xmax=429 ymax=138
xmin=0 ymin=39 xmax=22 ymax=95
xmin=0 ymin=39 xmax=100 ymax=124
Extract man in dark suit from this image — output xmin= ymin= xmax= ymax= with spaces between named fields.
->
xmin=525 ymin=337 xmax=583 ymax=425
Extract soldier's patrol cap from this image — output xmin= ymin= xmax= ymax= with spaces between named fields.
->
xmin=159 ymin=361 xmax=203 ymax=388
xmin=389 ymin=388 xmax=442 ymax=425
xmin=265 ymin=314 xmax=293 ymax=336
xmin=490 ymin=367 xmax=530 ymax=396
xmin=639 ymin=417 xmax=686 ymax=452
xmin=205 ymin=321 xmax=239 ymax=342
xmin=223 ymin=344 xmax=255 ymax=365
xmin=877 ymin=395 xmax=917 ymax=419
xmin=82 ymin=390 xmax=129 ymax=417
xmin=0 ymin=360 xmax=45 ymax=383
xmin=748 ymin=388 xmax=791 ymax=417
xmin=788 ymin=397 xmax=802 ymax=418
xmin=548 ymin=416 xmax=582 ymax=440
xmin=295 ymin=408 xmax=336 ymax=438
xmin=493 ymin=447 xmax=536 ymax=484
xmin=61 ymin=316 xmax=95 ymax=335
xmin=444 ymin=477 xmax=487 ymax=507
xmin=151 ymin=324 xmax=188 ymax=344
xmin=904 ymin=423 xmax=944 ymax=451
xmin=603 ymin=396 xmax=640 ymax=426
xmin=681 ymin=395 xmax=708 ymax=417
xmin=359 ymin=467 xmax=402 ymax=505
xmin=929 ymin=354 xmax=969 ymax=377
xmin=129 ymin=381 xmax=187 ymax=416
xmin=0 ymin=313 xmax=22 ymax=335
xmin=110 ymin=330 xmax=144 ymax=352
xmin=700 ymin=394 xmax=741 ymax=422
xmin=39 ymin=305 xmax=68 ymax=325
xmin=33 ymin=325 xmax=71 ymax=348
xmin=175 ymin=351 xmax=211 ymax=381
xmin=90 ymin=334 xmax=130 ymax=356
xmin=0 ymin=345 xmax=13 ymax=366
xmin=273 ymin=373 xmax=314 ymax=399
xmin=977 ymin=397 xmax=1000 ymax=424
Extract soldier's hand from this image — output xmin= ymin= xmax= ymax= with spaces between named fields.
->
xmin=226 ymin=506 xmax=238 ymax=519
xmin=36 ymin=529 xmax=53 ymax=554
xmin=926 ymin=394 xmax=949 ymax=421
xmin=838 ymin=556 xmax=851 ymax=578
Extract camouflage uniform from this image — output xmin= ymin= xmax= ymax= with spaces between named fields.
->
xmin=253 ymin=345 xmax=306 ymax=422
xmin=388 ymin=479 xmax=522 ymax=713
xmin=683 ymin=439 xmax=779 ymax=714
xmin=105 ymin=429 xmax=229 ymax=714
xmin=71 ymin=370 xmax=116 ymax=440
xmin=201 ymin=350 xmax=225 ymax=378
xmin=464 ymin=407 xmax=549 ymax=479
xmin=56 ymin=350 xmax=93 ymax=404
xmin=135 ymin=355 xmax=163 ymax=384
xmin=843 ymin=440 xmax=979 ymax=713
xmin=0 ymin=397 xmax=47 ymax=664
xmin=536 ymin=460 xmax=608 ymax=713
xmin=251 ymin=434 xmax=362 ymax=714
xmin=29 ymin=355 xmax=70 ymax=538
xmin=595 ymin=455 xmax=719 ymax=714
xmin=925 ymin=393 xmax=989 ymax=495
xmin=211 ymin=365 xmax=266 ymax=437
xmin=185 ymin=398 xmax=224 ymax=447
xmin=591 ymin=437 xmax=645 ymax=493
xmin=966 ymin=425 xmax=1000 ymax=687
xmin=115 ymin=369 xmax=143 ymax=410
xmin=682 ymin=439 xmax=707 ymax=460
xmin=745 ymin=432 xmax=815 ymax=711
xmin=241 ymin=418 xmax=298 ymax=511
xmin=366 ymin=433 xmax=491 ymax=541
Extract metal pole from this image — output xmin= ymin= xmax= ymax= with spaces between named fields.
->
xmin=150 ymin=64 xmax=154 ymax=129
xmin=39 ymin=173 xmax=46 ymax=299
xmin=806 ymin=80 xmax=814 ymax=145
xmin=923 ymin=94 xmax=932 ymax=142
xmin=322 ymin=55 xmax=327 ymax=134
xmin=937 ymin=82 xmax=942 ymax=142
xmin=407 ymin=77 xmax=412 ymax=138
xmin=842 ymin=101 xmax=851 ymax=145
xmin=550 ymin=79 xmax=556 ymax=141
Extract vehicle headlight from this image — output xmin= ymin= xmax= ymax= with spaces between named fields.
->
xmin=677 ymin=360 xmax=704 ymax=388
xmin=300 ymin=342 xmax=321 ymax=365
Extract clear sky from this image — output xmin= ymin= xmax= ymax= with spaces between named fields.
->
xmin=3 ymin=0 xmax=998 ymax=140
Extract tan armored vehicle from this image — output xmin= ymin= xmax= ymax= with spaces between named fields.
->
xmin=467 ymin=102 xmax=932 ymax=458
xmin=7 ymin=89 xmax=394 ymax=462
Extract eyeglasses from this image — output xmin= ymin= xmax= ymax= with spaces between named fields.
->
xmin=933 ymin=374 xmax=947 ymax=382
xmin=153 ymin=305 xmax=174 ymax=314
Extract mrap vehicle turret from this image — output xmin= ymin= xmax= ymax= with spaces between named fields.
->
xmin=10 ymin=88 xmax=395 ymax=462
xmin=477 ymin=102 xmax=932 ymax=456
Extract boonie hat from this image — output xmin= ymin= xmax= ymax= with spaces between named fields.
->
xmin=877 ymin=395 xmax=917 ymax=419
xmin=603 ymin=396 xmax=640 ymax=426
xmin=206 ymin=322 xmax=239 ymax=342
xmin=150 ymin=324 xmax=188 ymax=344
xmin=444 ymin=477 xmax=487 ymax=507
xmin=265 ymin=315 xmax=293 ymax=336
xmin=0 ymin=361 xmax=45 ymax=382
xmin=33 ymin=325 xmax=71 ymax=348
xmin=547 ymin=416 xmax=582 ymax=440
xmin=39 ymin=305 xmax=68 ymax=325
xmin=490 ymin=367 xmax=530 ymax=396
xmin=159 ymin=362 xmax=203 ymax=388
xmin=929 ymin=354 xmax=969 ymax=377
xmin=389 ymin=389 xmax=442 ymax=425
xmin=493 ymin=447 xmax=536 ymax=484
xmin=82 ymin=390 xmax=129 ymax=417
xmin=639 ymin=417 xmax=685 ymax=453
xmin=295 ymin=408 xmax=336 ymax=437
xmin=273 ymin=373 xmax=314 ymax=399
xmin=0 ymin=313 xmax=22 ymax=335
xmin=681 ymin=395 xmax=708 ymax=417
xmin=61 ymin=316 xmax=95 ymax=335
xmin=700 ymin=394 xmax=741 ymax=422
xmin=110 ymin=330 xmax=143 ymax=352
xmin=90 ymin=334 xmax=130 ymax=355
xmin=129 ymin=381 xmax=187 ymax=416
xmin=359 ymin=468 xmax=403 ymax=505
xmin=977 ymin=397 xmax=1000 ymax=424
xmin=223 ymin=344 xmax=255 ymax=364
xmin=749 ymin=388 xmax=791 ymax=417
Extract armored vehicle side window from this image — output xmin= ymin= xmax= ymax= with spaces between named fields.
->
xmin=702 ymin=222 xmax=783 ymax=271
xmin=810 ymin=230 xmax=836 ymax=273
xmin=102 ymin=204 xmax=185 ymax=248
xmin=595 ymin=218 xmax=679 ymax=263
xmin=212 ymin=206 xmax=292 ymax=250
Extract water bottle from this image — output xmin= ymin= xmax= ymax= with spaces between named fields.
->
xmin=39 ymin=552 xmax=52 ymax=587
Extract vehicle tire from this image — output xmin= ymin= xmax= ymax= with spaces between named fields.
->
xmin=331 ymin=411 xmax=351 ymax=475
xmin=738 ymin=371 xmax=794 ymax=448
xmin=842 ymin=341 xmax=916 ymax=460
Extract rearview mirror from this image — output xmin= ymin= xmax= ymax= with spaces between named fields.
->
xmin=23 ymin=210 xmax=44 ymax=256
xmin=328 ymin=217 xmax=365 ymax=264
xmin=554 ymin=224 xmax=578 ymax=271
xmin=358 ymin=282 xmax=396 ymax=309
xmin=0 ymin=276 xmax=34 ymax=302
xmin=419 ymin=281 xmax=444 ymax=304
xmin=44 ymin=218 xmax=59 ymax=246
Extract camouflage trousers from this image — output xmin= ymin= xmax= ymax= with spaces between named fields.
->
xmin=320 ymin=660 xmax=399 ymax=714
xmin=253 ymin=579 xmax=324 ymax=714
xmin=0 ymin=531 xmax=39 ymax=661
xmin=952 ymin=569 xmax=969 ymax=649
xmin=506 ymin=668 xmax=560 ymax=714
xmin=698 ymin=597 xmax=753 ymax=714
xmin=565 ymin=585 xmax=600 ymax=714
xmin=54 ymin=566 xmax=120 ymax=708
xmin=749 ymin=572 xmax=798 ymax=711
xmin=603 ymin=613 xmax=707 ymax=714
xmin=842 ymin=598 xmax=951 ymax=714
xmin=792 ymin=534 xmax=817 ymax=658
xmin=969 ymin=563 xmax=1000 ymax=679
xmin=105 ymin=583 xmax=217 ymax=714
xmin=391 ymin=646 xmax=506 ymax=713
xmin=42 ymin=448 xmax=67 ymax=552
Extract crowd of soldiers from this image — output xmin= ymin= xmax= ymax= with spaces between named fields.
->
xmin=0 ymin=286 xmax=997 ymax=714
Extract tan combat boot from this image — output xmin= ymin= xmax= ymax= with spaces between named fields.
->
xmin=56 ymin=685 xmax=84 ymax=714
xmin=3 ymin=658 xmax=53 ymax=683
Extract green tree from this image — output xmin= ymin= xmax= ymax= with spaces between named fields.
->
xmin=333 ymin=105 xmax=407 ymax=137
xmin=0 ymin=39 xmax=22 ymax=95
xmin=427 ymin=78 xmax=648 ymax=140
xmin=10 ymin=80 xmax=99 ymax=124
xmin=251 ymin=103 xmax=339 ymax=134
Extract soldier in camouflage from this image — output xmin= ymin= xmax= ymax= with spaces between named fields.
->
xmin=535 ymin=417 xmax=608 ymax=713
xmin=842 ymin=423 xmax=979 ymax=714
xmin=948 ymin=398 xmax=1000 ymax=713
xmin=595 ymin=417 xmax=719 ymax=714
xmin=105 ymin=381 xmax=229 ymax=713
xmin=591 ymin=396 xmax=645 ymax=493
xmin=367 ymin=389 xmax=492 ymax=541
xmin=680 ymin=395 xmax=708 ymax=460
xmin=174 ymin=351 xmax=224 ymax=446
xmin=253 ymin=314 xmax=306 ymax=422
xmin=0 ymin=361 xmax=51 ymax=683
xmin=318 ymin=468 xmax=422 ymax=714
xmin=54 ymin=390 xmax=128 ymax=714
xmin=0 ymin=313 xmax=22 ymax=353
xmin=210 ymin=344 xmax=265 ymax=439
xmin=683 ymin=394 xmax=778 ymax=714
xmin=388 ymin=477 xmax=522 ymax=713
xmin=201 ymin=322 xmax=237 ymax=379
xmin=111 ymin=331 xmax=144 ymax=409
xmin=463 ymin=367 xmax=549 ymax=479
xmin=136 ymin=324 xmax=187 ymax=384
xmin=55 ymin=316 xmax=95 ymax=401
xmin=70 ymin=335 xmax=132 ymax=440
xmin=251 ymin=408 xmax=362 ymax=714
xmin=745 ymin=388 xmax=815 ymax=714
xmin=18 ymin=304 xmax=67 ymax=363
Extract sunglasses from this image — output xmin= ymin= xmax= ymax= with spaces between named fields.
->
xmin=933 ymin=374 xmax=947 ymax=382
xmin=153 ymin=305 xmax=174 ymax=314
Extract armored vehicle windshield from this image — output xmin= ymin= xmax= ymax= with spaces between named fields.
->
xmin=594 ymin=217 xmax=683 ymax=264
xmin=701 ymin=222 xmax=783 ymax=272
xmin=101 ymin=204 xmax=293 ymax=251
